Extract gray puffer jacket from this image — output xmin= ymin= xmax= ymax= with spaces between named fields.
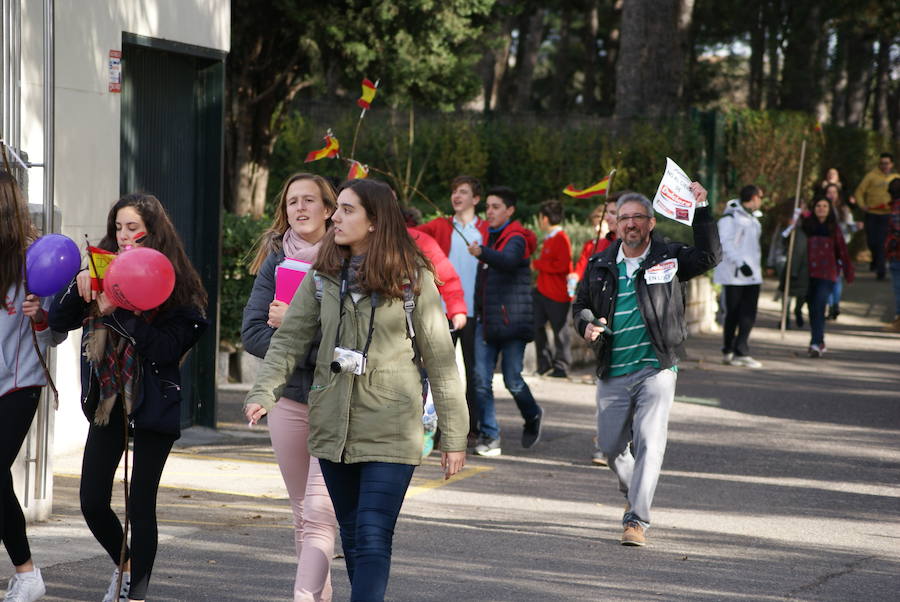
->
xmin=241 ymin=250 xmax=320 ymax=403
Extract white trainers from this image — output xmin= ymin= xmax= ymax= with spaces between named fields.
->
xmin=729 ymin=355 xmax=763 ymax=368
xmin=808 ymin=345 xmax=824 ymax=358
xmin=4 ymin=568 xmax=46 ymax=601
xmin=102 ymin=568 xmax=129 ymax=602
xmin=721 ymin=352 xmax=734 ymax=364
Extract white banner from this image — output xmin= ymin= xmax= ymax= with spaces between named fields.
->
xmin=652 ymin=157 xmax=697 ymax=225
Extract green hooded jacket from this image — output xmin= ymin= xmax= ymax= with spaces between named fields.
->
xmin=245 ymin=266 xmax=468 ymax=464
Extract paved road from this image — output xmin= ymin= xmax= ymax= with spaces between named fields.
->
xmin=4 ymin=271 xmax=898 ymax=600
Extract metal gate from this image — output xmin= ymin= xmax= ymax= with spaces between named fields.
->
xmin=119 ymin=33 xmax=224 ymax=429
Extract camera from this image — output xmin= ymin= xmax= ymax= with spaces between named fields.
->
xmin=331 ymin=347 xmax=367 ymax=375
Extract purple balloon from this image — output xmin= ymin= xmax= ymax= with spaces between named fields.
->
xmin=26 ymin=234 xmax=81 ymax=297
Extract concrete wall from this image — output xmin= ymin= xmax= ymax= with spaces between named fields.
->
xmin=14 ymin=0 xmax=229 ymax=522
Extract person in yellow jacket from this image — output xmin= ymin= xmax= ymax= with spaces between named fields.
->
xmin=244 ymin=178 xmax=468 ymax=602
xmin=853 ymin=152 xmax=898 ymax=280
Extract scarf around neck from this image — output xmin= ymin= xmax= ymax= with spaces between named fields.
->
xmin=282 ymin=228 xmax=323 ymax=263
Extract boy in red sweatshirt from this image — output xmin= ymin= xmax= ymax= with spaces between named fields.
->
xmin=533 ymin=200 xmax=573 ymax=378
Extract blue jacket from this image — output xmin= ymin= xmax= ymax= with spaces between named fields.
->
xmin=49 ymin=276 xmax=208 ymax=437
xmin=475 ymin=221 xmax=538 ymax=343
xmin=241 ymin=250 xmax=319 ymax=403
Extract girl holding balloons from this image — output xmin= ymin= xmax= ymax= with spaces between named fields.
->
xmin=0 ymin=170 xmax=69 ymax=602
xmin=244 ymin=179 xmax=468 ymax=601
xmin=241 ymin=173 xmax=339 ymax=602
xmin=49 ymin=193 xmax=207 ymax=602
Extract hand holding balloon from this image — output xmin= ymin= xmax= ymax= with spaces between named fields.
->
xmin=22 ymin=294 xmax=47 ymax=323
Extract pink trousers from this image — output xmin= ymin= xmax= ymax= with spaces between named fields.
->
xmin=268 ymin=399 xmax=338 ymax=602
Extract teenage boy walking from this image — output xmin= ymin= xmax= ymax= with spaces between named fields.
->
xmin=533 ymin=200 xmax=573 ymax=378
xmin=418 ymin=176 xmax=489 ymax=442
xmin=467 ymin=187 xmax=542 ymax=457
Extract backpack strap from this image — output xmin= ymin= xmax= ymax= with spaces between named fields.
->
xmin=402 ymin=278 xmax=429 ymax=402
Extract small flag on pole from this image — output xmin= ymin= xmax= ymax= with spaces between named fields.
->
xmin=86 ymin=245 xmax=116 ymax=291
xmin=563 ymin=176 xmax=610 ymax=199
xmin=304 ymin=131 xmax=340 ymax=163
xmin=347 ymin=160 xmax=369 ymax=180
xmin=357 ymin=78 xmax=377 ymax=110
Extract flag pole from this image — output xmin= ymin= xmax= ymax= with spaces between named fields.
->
xmin=350 ymin=79 xmax=379 ymax=160
xmin=780 ymin=138 xmax=807 ymax=337
xmin=591 ymin=166 xmax=618 ymax=252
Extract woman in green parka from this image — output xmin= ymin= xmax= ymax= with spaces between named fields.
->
xmin=244 ymin=178 xmax=468 ymax=601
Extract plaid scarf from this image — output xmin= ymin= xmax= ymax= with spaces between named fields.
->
xmin=83 ymin=316 xmax=141 ymax=426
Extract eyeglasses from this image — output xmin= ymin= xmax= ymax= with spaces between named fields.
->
xmin=618 ymin=214 xmax=651 ymax=223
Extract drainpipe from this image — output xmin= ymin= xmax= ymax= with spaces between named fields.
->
xmin=34 ymin=0 xmax=54 ymax=500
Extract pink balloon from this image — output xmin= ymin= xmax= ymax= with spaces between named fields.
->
xmin=103 ymin=247 xmax=175 ymax=311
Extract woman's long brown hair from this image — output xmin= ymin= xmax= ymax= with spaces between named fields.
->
xmin=0 ymin=171 xmax=37 ymax=309
xmin=247 ymin=173 xmax=338 ymax=275
xmin=314 ymin=179 xmax=433 ymax=300
xmin=98 ymin=193 xmax=208 ymax=315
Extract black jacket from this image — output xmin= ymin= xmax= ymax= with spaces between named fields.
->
xmin=241 ymin=250 xmax=319 ymax=403
xmin=49 ymin=276 xmax=208 ymax=437
xmin=572 ymin=207 xmax=721 ymax=379
xmin=475 ymin=221 xmax=538 ymax=343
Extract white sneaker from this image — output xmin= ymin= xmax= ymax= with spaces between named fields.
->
xmin=729 ymin=355 xmax=763 ymax=368
xmin=102 ymin=569 xmax=129 ymax=602
xmin=722 ymin=352 xmax=734 ymax=364
xmin=808 ymin=344 xmax=823 ymax=358
xmin=4 ymin=568 xmax=46 ymax=601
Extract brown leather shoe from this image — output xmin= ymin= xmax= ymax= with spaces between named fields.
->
xmin=621 ymin=521 xmax=646 ymax=546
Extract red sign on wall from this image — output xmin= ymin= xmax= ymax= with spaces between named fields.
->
xmin=109 ymin=50 xmax=122 ymax=93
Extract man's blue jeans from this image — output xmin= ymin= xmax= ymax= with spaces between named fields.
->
xmin=318 ymin=460 xmax=415 ymax=602
xmin=474 ymin=322 xmax=540 ymax=440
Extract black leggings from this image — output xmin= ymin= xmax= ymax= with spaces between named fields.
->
xmin=80 ymin=399 xmax=175 ymax=600
xmin=0 ymin=387 xmax=41 ymax=566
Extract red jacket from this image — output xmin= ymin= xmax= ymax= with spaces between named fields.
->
xmin=407 ymin=228 xmax=467 ymax=318
xmin=803 ymin=218 xmax=855 ymax=284
xmin=416 ymin=216 xmax=489 ymax=256
xmin=574 ymin=233 xmax=616 ymax=280
xmin=532 ymin=229 xmax=573 ymax=302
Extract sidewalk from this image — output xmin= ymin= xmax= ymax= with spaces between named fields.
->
xmin=3 ymin=267 xmax=898 ymax=600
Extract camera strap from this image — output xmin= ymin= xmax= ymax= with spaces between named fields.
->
xmin=334 ymin=260 xmax=377 ymax=359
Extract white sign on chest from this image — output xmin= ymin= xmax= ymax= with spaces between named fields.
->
xmin=644 ymin=258 xmax=678 ymax=284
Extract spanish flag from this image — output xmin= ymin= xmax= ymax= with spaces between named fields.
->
xmin=347 ymin=160 xmax=369 ymax=180
xmin=563 ymin=176 xmax=610 ymax=199
xmin=86 ymin=246 xmax=116 ymax=291
xmin=304 ymin=132 xmax=340 ymax=163
xmin=357 ymin=78 xmax=377 ymax=110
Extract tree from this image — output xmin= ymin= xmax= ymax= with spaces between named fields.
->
xmin=225 ymin=0 xmax=494 ymax=217
xmin=614 ymin=0 xmax=695 ymax=120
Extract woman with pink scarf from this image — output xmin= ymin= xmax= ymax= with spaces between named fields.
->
xmin=242 ymin=173 xmax=338 ymax=601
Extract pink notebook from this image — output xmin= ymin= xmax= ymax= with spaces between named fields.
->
xmin=275 ymin=258 xmax=313 ymax=303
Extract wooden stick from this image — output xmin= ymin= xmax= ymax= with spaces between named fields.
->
xmin=780 ymin=139 xmax=807 ymax=337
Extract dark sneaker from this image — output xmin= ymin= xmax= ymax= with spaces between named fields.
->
xmin=473 ymin=436 xmax=502 ymax=457
xmin=621 ymin=521 xmax=646 ymax=546
xmin=522 ymin=407 xmax=544 ymax=448
xmin=549 ymin=369 xmax=568 ymax=378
